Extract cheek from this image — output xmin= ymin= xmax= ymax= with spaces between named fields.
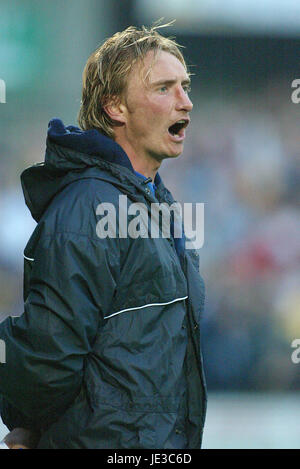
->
xmin=130 ymin=108 xmax=163 ymax=135
xmin=127 ymin=95 xmax=170 ymax=137
xmin=138 ymin=99 xmax=164 ymax=121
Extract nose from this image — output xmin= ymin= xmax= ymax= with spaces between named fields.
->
xmin=175 ymin=86 xmax=193 ymax=112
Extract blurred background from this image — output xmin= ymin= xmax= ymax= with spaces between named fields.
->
xmin=0 ymin=0 xmax=299 ymax=448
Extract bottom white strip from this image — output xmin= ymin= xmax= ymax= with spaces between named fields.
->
xmin=104 ymin=296 xmax=188 ymax=320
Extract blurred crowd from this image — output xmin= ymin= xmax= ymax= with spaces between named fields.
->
xmin=0 ymin=76 xmax=299 ymax=391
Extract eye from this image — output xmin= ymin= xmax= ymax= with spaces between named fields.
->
xmin=183 ymin=85 xmax=191 ymax=94
xmin=159 ymin=85 xmax=168 ymax=93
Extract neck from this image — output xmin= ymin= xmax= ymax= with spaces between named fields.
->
xmin=114 ymin=136 xmax=161 ymax=181
xmin=129 ymin=154 xmax=160 ymax=181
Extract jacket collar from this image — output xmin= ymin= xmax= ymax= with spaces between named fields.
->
xmin=21 ymin=119 xmax=167 ymax=222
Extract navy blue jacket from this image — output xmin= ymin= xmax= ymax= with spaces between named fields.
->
xmin=0 ymin=120 xmax=206 ymax=448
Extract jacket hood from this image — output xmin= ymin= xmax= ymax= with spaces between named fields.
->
xmin=46 ymin=118 xmax=134 ymax=172
xmin=21 ymin=119 xmax=163 ymax=222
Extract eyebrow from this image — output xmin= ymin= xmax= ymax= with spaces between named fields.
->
xmin=150 ymin=78 xmax=191 ymax=88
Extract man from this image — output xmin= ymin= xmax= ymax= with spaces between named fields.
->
xmin=0 ymin=23 xmax=206 ymax=449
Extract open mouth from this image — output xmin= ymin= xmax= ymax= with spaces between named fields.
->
xmin=168 ymin=119 xmax=189 ymax=138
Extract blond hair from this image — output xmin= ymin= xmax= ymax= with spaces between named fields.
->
xmin=77 ymin=21 xmax=187 ymax=139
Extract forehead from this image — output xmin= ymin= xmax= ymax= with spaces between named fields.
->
xmin=127 ymin=50 xmax=189 ymax=89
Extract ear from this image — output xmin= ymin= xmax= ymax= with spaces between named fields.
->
xmin=103 ymin=96 xmax=127 ymax=125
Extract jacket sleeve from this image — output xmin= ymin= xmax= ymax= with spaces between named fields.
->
xmin=0 ymin=395 xmax=39 ymax=432
xmin=0 ymin=230 xmax=120 ymax=431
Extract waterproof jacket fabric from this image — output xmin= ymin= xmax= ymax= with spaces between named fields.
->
xmin=0 ymin=119 xmax=206 ymax=448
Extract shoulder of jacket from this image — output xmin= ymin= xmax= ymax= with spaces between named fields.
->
xmin=55 ymin=175 xmax=122 ymax=205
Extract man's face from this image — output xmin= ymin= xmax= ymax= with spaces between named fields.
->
xmin=121 ymin=50 xmax=193 ymax=162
